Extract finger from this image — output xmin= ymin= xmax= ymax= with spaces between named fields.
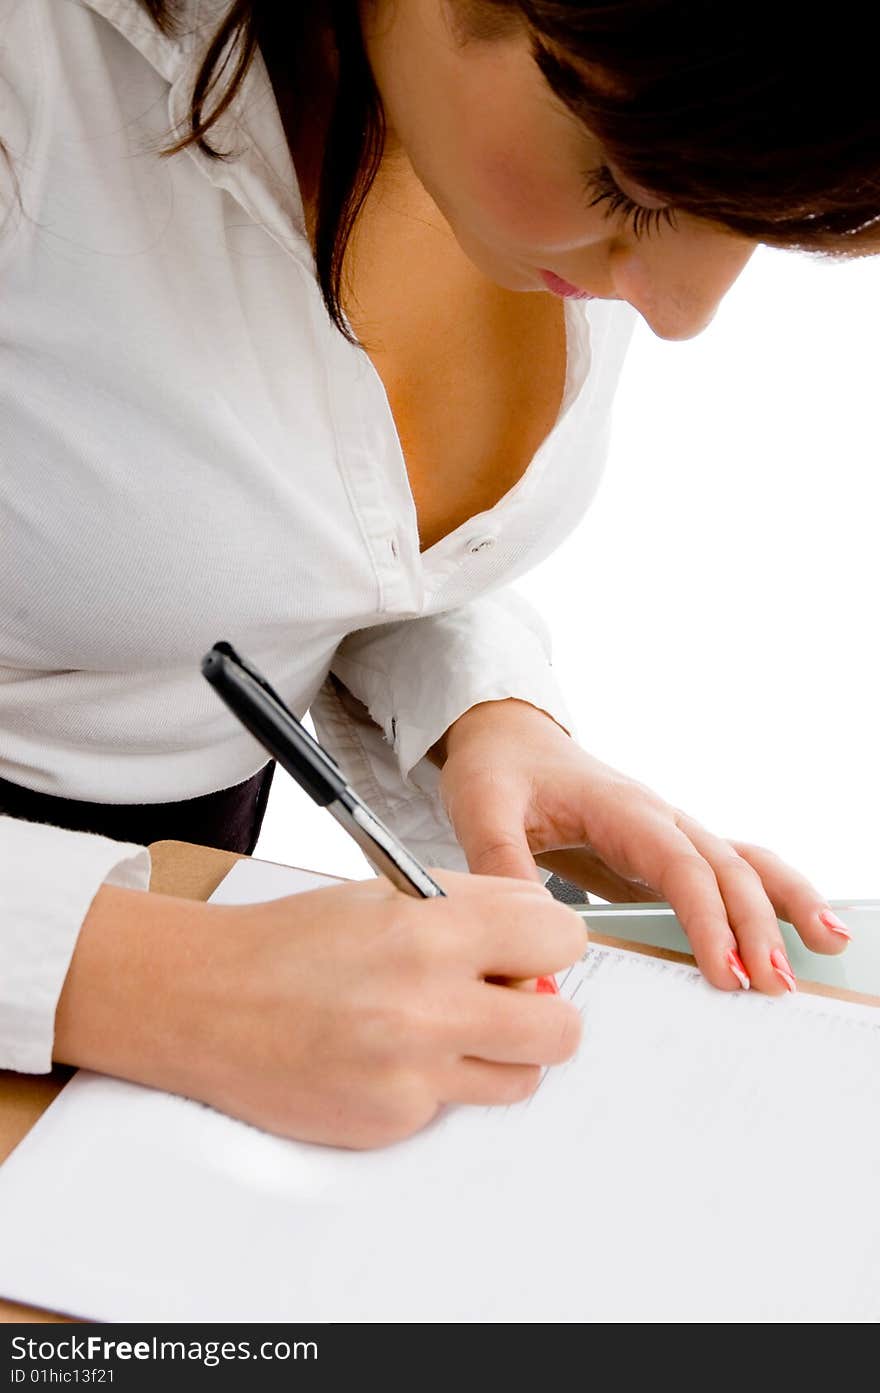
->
xmin=607 ymin=812 xmax=746 ymax=992
xmin=444 ymin=1059 xmax=544 ymax=1107
xmin=728 ymin=840 xmax=853 ymax=955
xmin=442 ymin=782 xmax=545 ymax=882
xmin=674 ymin=814 xmax=793 ymax=995
xmin=458 ymin=897 xmax=588 ymax=981
xmin=461 ymin=981 xmax=583 ymax=1066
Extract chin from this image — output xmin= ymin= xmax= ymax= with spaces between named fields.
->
xmin=486 ymin=270 xmax=540 ymax=292
xmin=498 ymin=267 xmax=547 ymax=292
xmin=455 ymin=237 xmax=539 ymax=292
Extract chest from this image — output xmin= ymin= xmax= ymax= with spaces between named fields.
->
xmin=332 ymin=159 xmax=568 ymax=552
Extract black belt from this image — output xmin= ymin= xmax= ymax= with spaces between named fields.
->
xmin=0 ymin=761 xmax=276 ymax=856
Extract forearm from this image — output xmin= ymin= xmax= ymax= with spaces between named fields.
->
xmin=53 ymin=883 xmax=234 ymax=1097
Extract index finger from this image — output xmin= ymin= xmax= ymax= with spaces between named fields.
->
xmin=443 ymin=893 xmax=588 ymax=981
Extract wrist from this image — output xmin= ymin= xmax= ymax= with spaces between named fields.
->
xmin=431 ymin=698 xmax=569 ymax=767
xmin=53 ymin=883 xmax=239 ymax=1098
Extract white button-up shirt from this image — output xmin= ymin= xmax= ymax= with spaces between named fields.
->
xmin=0 ymin=0 xmax=636 ymax=1070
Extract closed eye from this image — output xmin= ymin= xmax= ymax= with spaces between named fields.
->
xmin=583 ymin=163 xmax=678 ymax=239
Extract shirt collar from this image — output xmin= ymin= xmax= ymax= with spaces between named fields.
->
xmin=76 ymin=0 xmax=614 ymax=384
xmin=81 ymin=0 xmax=313 ymax=266
xmin=78 ymin=0 xmax=192 ymax=83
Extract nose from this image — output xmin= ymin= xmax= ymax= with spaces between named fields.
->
xmin=608 ymin=222 xmax=757 ymax=341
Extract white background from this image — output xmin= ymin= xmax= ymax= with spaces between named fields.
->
xmin=257 ymin=245 xmax=878 ymax=898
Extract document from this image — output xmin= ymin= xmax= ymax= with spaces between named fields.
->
xmin=0 ymin=858 xmax=877 ymax=1322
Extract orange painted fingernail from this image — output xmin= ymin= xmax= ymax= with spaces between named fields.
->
xmin=727 ymin=949 xmax=750 ymax=991
xmin=770 ymin=947 xmax=797 ymax=993
xmin=820 ymin=909 xmax=853 ymax=940
xmin=536 ymin=975 xmax=559 ymax=994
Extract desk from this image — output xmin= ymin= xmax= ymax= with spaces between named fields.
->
xmin=0 ymin=841 xmax=238 ymax=1323
xmin=1 ymin=842 xmax=876 ymax=1322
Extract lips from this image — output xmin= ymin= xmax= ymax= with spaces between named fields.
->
xmin=538 ymin=268 xmax=594 ymax=300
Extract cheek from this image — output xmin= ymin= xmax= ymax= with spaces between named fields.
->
xmin=465 ymin=140 xmax=600 ymax=251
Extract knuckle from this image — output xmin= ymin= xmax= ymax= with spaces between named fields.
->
xmin=718 ymin=854 xmax=762 ymax=883
xmin=735 ymin=840 xmax=774 ymax=862
xmin=351 ymin=1077 xmax=437 ymax=1149
xmin=617 ymin=777 xmax=665 ymax=814
xmin=387 ymin=907 xmax=453 ymax=979
xmin=349 ymin=1113 xmax=424 ymax=1150
xmin=471 ymin=841 xmax=527 ymax=877
xmin=668 ymin=849 xmax=704 ymax=876
xmin=379 ymin=898 xmax=422 ymax=959
xmin=403 ymin=930 xmax=445 ymax=980
xmin=359 ymin=1007 xmax=406 ymax=1059
xmin=659 ymin=850 xmax=711 ymax=894
xmin=360 ymin=997 xmax=435 ymax=1059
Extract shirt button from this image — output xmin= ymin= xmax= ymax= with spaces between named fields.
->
xmin=466 ymin=535 xmax=496 ymax=555
xmin=389 ymin=536 xmax=399 ymax=560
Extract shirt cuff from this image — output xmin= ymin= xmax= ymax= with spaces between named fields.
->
xmin=310 ymin=679 xmax=557 ymax=882
xmin=330 ymin=589 xmax=577 ymax=785
xmin=0 ymin=817 xmax=151 ymax=1073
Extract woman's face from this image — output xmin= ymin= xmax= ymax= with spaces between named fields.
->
xmin=362 ymin=0 xmax=756 ymax=340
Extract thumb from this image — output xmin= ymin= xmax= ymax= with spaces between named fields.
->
xmin=447 ymin=781 xmax=543 ymax=882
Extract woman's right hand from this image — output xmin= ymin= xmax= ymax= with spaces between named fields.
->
xmin=54 ymin=870 xmax=585 ymax=1149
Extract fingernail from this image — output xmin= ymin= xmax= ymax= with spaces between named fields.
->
xmin=770 ymin=947 xmax=797 ymax=993
xmin=536 ymin=975 xmax=559 ymax=995
xmin=726 ymin=949 xmax=750 ymax=991
xmin=819 ymin=909 xmax=853 ymax=940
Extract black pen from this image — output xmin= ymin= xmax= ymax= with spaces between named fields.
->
xmin=201 ymin=641 xmax=445 ymax=898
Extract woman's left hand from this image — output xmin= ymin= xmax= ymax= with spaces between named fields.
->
xmin=438 ymin=699 xmax=853 ymax=995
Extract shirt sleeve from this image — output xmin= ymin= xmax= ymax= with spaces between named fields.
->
xmin=310 ymin=587 xmax=575 ymax=872
xmin=0 ymin=816 xmax=152 ymax=1073
xmin=0 ymin=0 xmax=41 ymax=265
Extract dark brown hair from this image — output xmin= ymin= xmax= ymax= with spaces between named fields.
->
xmin=143 ymin=1 xmax=880 ymax=342
xmin=141 ymin=0 xmax=386 ymax=345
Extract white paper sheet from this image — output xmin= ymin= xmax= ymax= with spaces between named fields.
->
xmin=208 ymin=856 xmax=343 ymax=902
xmin=0 ymin=857 xmax=878 ymax=1323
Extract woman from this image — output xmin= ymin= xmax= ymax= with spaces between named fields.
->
xmin=0 ymin=0 xmax=872 ymax=1147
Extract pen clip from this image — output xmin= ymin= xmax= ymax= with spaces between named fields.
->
xmin=209 ymin=641 xmax=342 ymax=773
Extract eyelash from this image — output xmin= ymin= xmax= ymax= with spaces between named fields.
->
xmin=583 ymin=164 xmax=677 ymax=239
